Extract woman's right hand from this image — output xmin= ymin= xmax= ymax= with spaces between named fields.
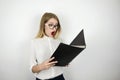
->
xmin=39 ymin=57 xmax=58 ymax=70
xmin=32 ymin=57 xmax=58 ymax=73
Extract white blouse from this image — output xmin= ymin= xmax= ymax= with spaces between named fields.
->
xmin=30 ymin=36 xmax=64 ymax=79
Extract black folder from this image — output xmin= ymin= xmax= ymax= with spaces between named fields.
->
xmin=51 ymin=29 xmax=86 ymax=66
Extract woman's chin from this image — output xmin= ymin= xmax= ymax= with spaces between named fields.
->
xmin=49 ymin=34 xmax=54 ymax=37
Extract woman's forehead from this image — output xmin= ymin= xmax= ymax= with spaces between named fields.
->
xmin=47 ymin=18 xmax=58 ymax=24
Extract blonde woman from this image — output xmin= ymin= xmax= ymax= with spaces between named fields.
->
xmin=30 ymin=12 xmax=65 ymax=80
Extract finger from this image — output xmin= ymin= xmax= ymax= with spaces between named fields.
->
xmin=50 ymin=62 xmax=57 ymax=67
xmin=48 ymin=57 xmax=55 ymax=62
xmin=49 ymin=61 xmax=58 ymax=65
xmin=51 ymin=63 xmax=56 ymax=67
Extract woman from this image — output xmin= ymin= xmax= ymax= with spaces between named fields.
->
xmin=30 ymin=12 xmax=65 ymax=80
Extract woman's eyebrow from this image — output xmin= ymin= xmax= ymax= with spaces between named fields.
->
xmin=48 ymin=22 xmax=58 ymax=25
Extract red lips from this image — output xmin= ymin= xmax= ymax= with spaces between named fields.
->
xmin=51 ymin=31 xmax=55 ymax=36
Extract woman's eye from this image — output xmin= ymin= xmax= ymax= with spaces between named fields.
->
xmin=48 ymin=24 xmax=53 ymax=26
xmin=54 ymin=25 xmax=57 ymax=27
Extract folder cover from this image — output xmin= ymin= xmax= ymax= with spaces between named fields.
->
xmin=51 ymin=29 xmax=86 ymax=66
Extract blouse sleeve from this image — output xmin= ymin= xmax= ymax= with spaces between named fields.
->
xmin=29 ymin=40 xmax=37 ymax=73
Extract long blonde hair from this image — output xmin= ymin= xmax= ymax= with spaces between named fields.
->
xmin=36 ymin=12 xmax=61 ymax=39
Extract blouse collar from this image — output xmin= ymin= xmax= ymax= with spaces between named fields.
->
xmin=43 ymin=35 xmax=54 ymax=40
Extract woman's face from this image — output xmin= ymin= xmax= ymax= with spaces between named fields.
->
xmin=45 ymin=18 xmax=58 ymax=37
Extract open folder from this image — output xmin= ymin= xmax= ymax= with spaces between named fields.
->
xmin=51 ymin=29 xmax=86 ymax=66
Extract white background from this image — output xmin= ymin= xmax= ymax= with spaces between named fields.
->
xmin=0 ymin=0 xmax=120 ymax=80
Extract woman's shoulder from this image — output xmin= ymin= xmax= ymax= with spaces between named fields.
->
xmin=30 ymin=38 xmax=44 ymax=43
xmin=56 ymin=37 xmax=63 ymax=42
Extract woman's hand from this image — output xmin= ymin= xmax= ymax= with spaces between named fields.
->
xmin=39 ymin=57 xmax=58 ymax=70
xmin=32 ymin=57 xmax=58 ymax=73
